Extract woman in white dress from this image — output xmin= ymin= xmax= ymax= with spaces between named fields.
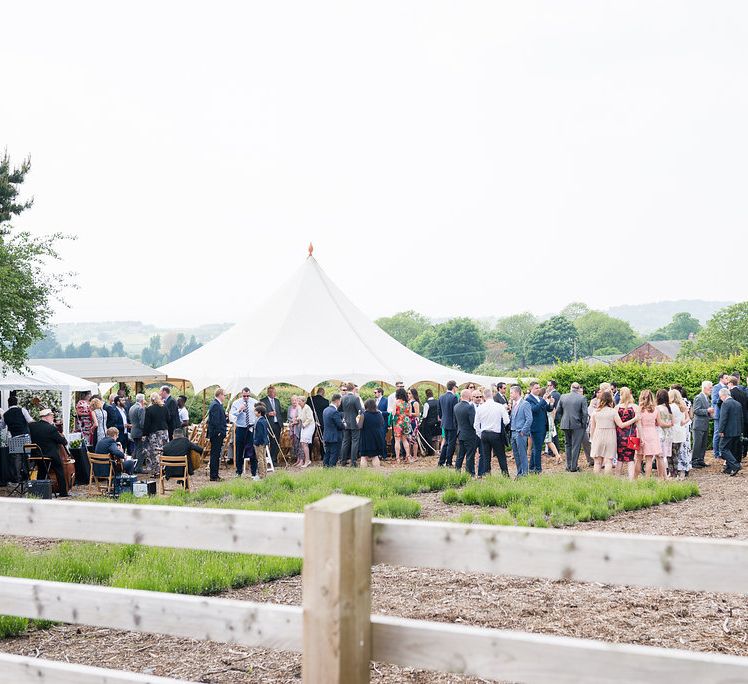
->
xmin=298 ymin=396 xmax=315 ymax=468
xmin=668 ymin=389 xmax=691 ymax=478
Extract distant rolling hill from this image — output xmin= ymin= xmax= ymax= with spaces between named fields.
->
xmin=605 ymin=300 xmax=733 ymax=334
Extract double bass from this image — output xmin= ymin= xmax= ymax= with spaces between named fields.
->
xmin=50 ymin=443 xmax=76 ymax=494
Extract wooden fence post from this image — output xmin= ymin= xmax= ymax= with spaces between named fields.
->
xmin=302 ymin=494 xmax=372 ymax=684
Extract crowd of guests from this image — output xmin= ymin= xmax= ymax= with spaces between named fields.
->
xmin=302 ymin=373 xmax=746 ymax=480
xmin=6 ymin=371 xmax=741 ymax=492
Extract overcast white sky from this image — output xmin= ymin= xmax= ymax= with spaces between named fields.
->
xmin=2 ymin=1 xmax=746 ymax=326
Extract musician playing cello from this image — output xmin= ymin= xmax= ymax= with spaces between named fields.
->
xmin=28 ymin=409 xmax=70 ymax=497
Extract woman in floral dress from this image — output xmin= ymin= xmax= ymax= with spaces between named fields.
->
xmin=393 ymin=388 xmax=411 ymax=463
xmin=615 ymin=387 xmax=639 ymax=480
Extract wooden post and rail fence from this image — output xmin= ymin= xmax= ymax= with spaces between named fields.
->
xmin=0 ymin=495 xmax=748 ymax=683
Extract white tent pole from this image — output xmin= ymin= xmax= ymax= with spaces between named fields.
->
xmin=62 ymin=388 xmax=71 ymax=439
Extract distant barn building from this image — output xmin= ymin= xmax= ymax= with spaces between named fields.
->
xmin=618 ymin=340 xmax=683 ymax=363
xmin=579 ymin=354 xmax=622 ymax=366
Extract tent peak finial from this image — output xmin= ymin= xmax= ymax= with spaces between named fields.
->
xmin=308 ymin=242 xmax=314 ymax=257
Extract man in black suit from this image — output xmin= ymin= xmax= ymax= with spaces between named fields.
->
xmin=105 ymin=394 xmax=129 ymax=455
xmin=207 ymin=388 xmax=227 ymax=481
xmin=727 ymin=375 xmax=748 ymax=460
xmin=493 ymin=382 xmax=508 ymax=405
xmin=718 ymin=387 xmax=743 ymax=476
xmin=340 ymin=383 xmax=364 ymax=467
xmin=309 ymin=388 xmax=330 ymax=461
xmin=438 ymin=380 xmax=459 ymax=467
xmin=162 ymin=427 xmax=203 ymax=476
xmin=28 ymin=409 xmax=69 ymax=497
xmin=453 ymin=389 xmax=477 ymax=476
xmin=261 ymin=386 xmax=283 ymax=466
xmin=160 ymin=386 xmax=180 ymax=441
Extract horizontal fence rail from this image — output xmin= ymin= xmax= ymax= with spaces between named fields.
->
xmin=372 ymin=518 xmax=748 ymax=594
xmin=0 ymin=652 xmax=187 ymax=684
xmin=0 ymin=498 xmax=303 ymax=557
xmin=370 ymin=615 xmax=748 ymax=684
xmin=0 ymin=576 xmax=302 ymax=652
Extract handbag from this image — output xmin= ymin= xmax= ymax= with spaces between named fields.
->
xmin=355 ymin=412 xmax=365 ymax=429
xmin=626 ymin=435 xmax=641 ymax=450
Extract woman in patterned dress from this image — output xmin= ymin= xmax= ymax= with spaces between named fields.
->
xmin=75 ymin=393 xmax=95 ymax=447
xmin=590 ymin=390 xmax=637 ymax=475
xmin=287 ymin=395 xmax=304 ymax=467
xmin=655 ymin=389 xmax=674 ymax=480
xmin=143 ymin=392 xmax=169 ymax=474
xmin=393 ymin=388 xmax=411 ymax=464
xmin=615 ymin=387 xmax=639 ymax=480
xmin=669 ymin=389 xmax=692 ymax=478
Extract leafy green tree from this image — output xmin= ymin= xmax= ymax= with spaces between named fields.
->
xmin=141 ymin=335 xmax=164 ymax=367
xmin=422 ymin=318 xmax=486 ymax=371
xmin=27 ymin=330 xmax=62 ymax=358
xmin=651 ymin=312 xmax=701 ymax=340
xmin=491 ymin=312 xmax=538 ymax=367
xmin=375 ymin=310 xmax=432 ymax=347
xmin=560 ymin=302 xmax=591 ymax=321
xmin=110 ymin=341 xmax=126 ymax=356
xmin=183 ymin=335 xmax=202 ymax=355
xmin=63 ymin=343 xmax=77 ymax=358
xmin=410 ymin=328 xmax=438 ymax=357
xmin=574 ymin=311 xmax=639 ymax=357
xmin=689 ymin=303 xmax=748 ymax=358
xmin=526 ymin=315 xmax=579 ymax=365
xmin=0 ymin=152 xmax=71 ymax=370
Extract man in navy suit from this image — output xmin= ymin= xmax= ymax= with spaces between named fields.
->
xmin=374 ymin=387 xmax=389 ymax=459
xmin=207 ymin=388 xmax=227 ymax=481
xmin=322 ymin=394 xmax=345 ymax=467
xmin=718 ymin=387 xmax=743 ymax=475
xmin=525 ymin=382 xmax=553 ymax=474
xmin=437 ymin=380 xmax=459 ymax=467
xmin=453 ymin=389 xmax=478 ymax=476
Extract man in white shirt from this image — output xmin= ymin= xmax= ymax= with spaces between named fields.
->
xmin=230 ymin=387 xmax=257 ymax=477
xmin=474 ymin=388 xmax=510 ymax=477
xmin=386 ymin=381 xmax=405 ymax=415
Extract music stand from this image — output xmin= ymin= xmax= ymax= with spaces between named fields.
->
xmin=21 ymin=443 xmax=51 ymax=498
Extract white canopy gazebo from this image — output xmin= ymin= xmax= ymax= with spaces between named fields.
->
xmin=161 ymin=251 xmax=514 ymax=394
xmin=0 ymin=365 xmax=98 ymax=437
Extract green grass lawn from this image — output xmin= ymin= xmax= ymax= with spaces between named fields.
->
xmin=444 ymin=473 xmax=699 ymax=527
xmin=121 ymin=467 xmax=472 ymax=519
xmin=0 ymin=468 xmax=699 ymax=639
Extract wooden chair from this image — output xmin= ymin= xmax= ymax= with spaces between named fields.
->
xmin=159 ymin=454 xmax=190 ymax=494
xmin=88 ymin=454 xmax=114 ymax=495
xmin=24 ymin=443 xmax=51 ymax=481
xmin=220 ymin=422 xmax=236 ymax=467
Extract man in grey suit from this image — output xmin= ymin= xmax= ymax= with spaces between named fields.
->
xmin=128 ymin=393 xmax=146 ymax=473
xmin=555 ymin=382 xmax=588 ymax=472
xmin=340 ymin=383 xmax=364 ymax=467
xmin=691 ymin=381 xmax=713 ymax=468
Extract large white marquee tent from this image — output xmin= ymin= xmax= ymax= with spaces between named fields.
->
xmin=161 ymin=252 xmax=514 ymax=394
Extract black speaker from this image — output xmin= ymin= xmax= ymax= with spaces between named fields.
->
xmin=25 ymin=479 xmax=53 ymax=499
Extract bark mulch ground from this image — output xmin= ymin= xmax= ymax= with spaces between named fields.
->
xmin=2 ymin=453 xmax=747 ymax=682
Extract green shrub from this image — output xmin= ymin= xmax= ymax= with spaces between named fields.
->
xmin=443 ymin=474 xmax=698 ymax=528
xmin=536 ymin=354 xmax=748 ymax=401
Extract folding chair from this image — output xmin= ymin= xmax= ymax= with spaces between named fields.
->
xmin=159 ymin=454 xmax=190 ymax=494
xmin=88 ymin=454 xmax=114 ymax=495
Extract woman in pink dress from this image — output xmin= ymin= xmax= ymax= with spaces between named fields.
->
xmin=636 ymin=390 xmax=660 ymax=478
xmin=590 ymin=390 xmax=637 ymax=475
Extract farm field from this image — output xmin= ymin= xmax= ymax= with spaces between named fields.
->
xmin=0 ymin=454 xmax=745 ymax=682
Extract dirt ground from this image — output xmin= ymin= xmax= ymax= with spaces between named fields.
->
xmin=2 ymin=451 xmax=748 ymax=682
